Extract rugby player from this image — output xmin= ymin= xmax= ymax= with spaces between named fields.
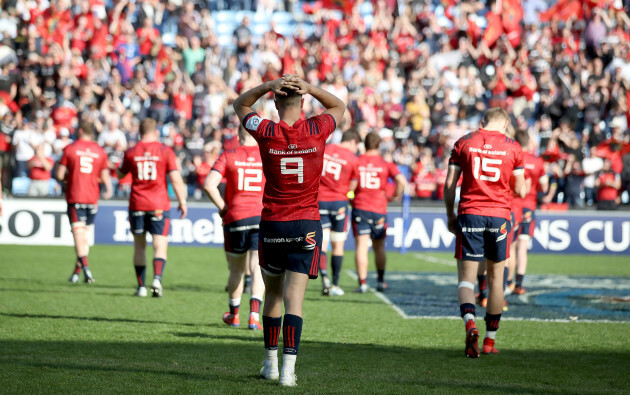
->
xmin=318 ymin=130 xmax=361 ymax=296
xmin=233 ymin=74 xmax=344 ymax=387
xmin=444 ymin=108 xmax=525 ymax=357
xmin=119 ymin=118 xmax=187 ymax=297
xmin=56 ymin=121 xmax=112 ymax=284
xmin=352 ymin=132 xmax=407 ymax=293
xmin=204 ymin=127 xmax=265 ymax=330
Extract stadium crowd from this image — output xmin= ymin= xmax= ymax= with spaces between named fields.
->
xmin=0 ymin=0 xmax=629 ymax=208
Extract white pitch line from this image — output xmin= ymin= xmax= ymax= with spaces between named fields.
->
xmin=413 ymin=253 xmax=456 ymax=267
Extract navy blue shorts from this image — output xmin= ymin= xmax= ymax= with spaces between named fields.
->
xmin=455 ymin=214 xmax=511 ymax=262
xmin=516 ymin=208 xmax=535 ymax=239
xmin=67 ymin=203 xmax=97 ymax=226
xmin=351 ymin=208 xmax=387 ymax=240
xmin=258 ymin=220 xmax=322 ymax=279
xmin=129 ymin=210 xmax=171 ymax=236
xmin=319 ymin=201 xmax=349 ymax=232
xmin=223 ymin=216 xmax=260 ymax=254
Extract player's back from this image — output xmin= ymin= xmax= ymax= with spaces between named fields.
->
xmin=451 ymin=129 xmax=523 ymax=220
xmin=215 ymin=145 xmax=265 ymax=224
xmin=319 ymin=144 xmax=358 ymax=202
xmin=122 ymin=141 xmax=177 ymax=211
xmin=519 ymin=152 xmax=545 ymax=210
xmin=352 ymin=154 xmax=400 ymax=214
xmin=62 ymin=139 xmax=107 ymax=204
xmin=243 ymin=112 xmax=335 ymax=221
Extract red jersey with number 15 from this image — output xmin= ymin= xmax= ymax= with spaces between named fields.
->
xmin=352 ymin=154 xmax=401 ymax=214
xmin=319 ymin=144 xmax=358 ymax=202
xmin=120 ymin=141 xmax=178 ymax=211
xmin=242 ymin=112 xmax=336 ymax=221
xmin=60 ymin=139 xmax=108 ymax=204
xmin=211 ymin=145 xmax=265 ymax=225
xmin=449 ymin=129 xmax=524 ymax=221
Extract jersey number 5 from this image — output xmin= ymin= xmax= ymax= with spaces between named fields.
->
xmin=281 ymin=157 xmax=304 ymax=183
xmin=473 ymin=157 xmax=502 ymax=182
xmin=80 ymin=156 xmax=93 ymax=174
xmin=137 ymin=161 xmax=157 ymax=181
xmin=237 ymin=168 xmax=263 ymax=191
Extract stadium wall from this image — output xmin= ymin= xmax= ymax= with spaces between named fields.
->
xmin=1 ymin=199 xmax=629 ymax=255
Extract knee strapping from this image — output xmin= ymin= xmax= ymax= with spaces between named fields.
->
xmin=458 ymin=281 xmax=475 ymax=290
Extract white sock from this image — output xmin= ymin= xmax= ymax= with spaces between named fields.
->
xmin=229 ymin=297 xmax=241 ymax=310
xmin=251 ymin=312 xmax=260 ymax=321
xmin=485 ymin=331 xmax=497 ymax=340
xmin=266 ymin=348 xmax=278 ymax=362
xmin=282 ymin=354 xmax=297 ymax=373
xmin=463 ymin=314 xmax=475 ymax=323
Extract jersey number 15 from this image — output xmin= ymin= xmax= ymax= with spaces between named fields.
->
xmin=473 ymin=157 xmax=502 ymax=182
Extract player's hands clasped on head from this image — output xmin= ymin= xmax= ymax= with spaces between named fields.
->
xmin=282 ymin=74 xmax=310 ymax=95
xmin=268 ymin=78 xmax=292 ymax=96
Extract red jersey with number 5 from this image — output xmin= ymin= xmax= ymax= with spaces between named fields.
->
xmin=60 ymin=139 xmax=108 ymax=204
xmin=242 ymin=112 xmax=336 ymax=221
xmin=517 ymin=152 xmax=545 ymax=211
xmin=352 ymin=154 xmax=402 ymax=214
xmin=449 ymin=129 xmax=524 ymax=220
xmin=211 ymin=145 xmax=265 ymax=224
xmin=319 ymin=144 xmax=358 ymax=202
xmin=120 ymin=141 xmax=178 ymax=211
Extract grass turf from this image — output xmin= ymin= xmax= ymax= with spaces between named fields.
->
xmin=0 ymin=244 xmax=628 ymax=393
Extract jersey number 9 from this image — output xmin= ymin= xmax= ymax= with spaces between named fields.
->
xmin=281 ymin=157 xmax=304 ymax=183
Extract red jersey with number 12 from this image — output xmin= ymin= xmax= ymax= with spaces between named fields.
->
xmin=352 ymin=154 xmax=401 ymax=214
xmin=449 ymin=129 xmax=524 ymax=220
xmin=60 ymin=140 xmax=108 ymax=204
xmin=120 ymin=141 xmax=178 ymax=211
xmin=211 ymin=144 xmax=265 ymax=224
xmin=242 ymin=112 xmax=336 ymax=221
xmin=319 ymin=144 xmax=358 ymax=202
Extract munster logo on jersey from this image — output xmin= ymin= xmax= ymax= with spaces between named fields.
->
xmin=288 ymin=144 xmax=297 ymax=149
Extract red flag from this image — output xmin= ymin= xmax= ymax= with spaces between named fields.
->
xmin=322 ymin=0 xmax=354 ymax=14
xmin=502 ymin=0 xmax=523 ymax=34
xmin=540 ymin=0 xmax=584 ymax=23
xmin=482 ymin=12 xmax=503 ymax=47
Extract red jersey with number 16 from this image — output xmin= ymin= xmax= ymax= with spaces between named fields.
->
xmin=352 ymin=154 xmax=402 ymax=214
xmin=60 ymin=139 xmax=108 ymax=204
xmin=120 ymin=141 xmax=178 ymax=211
xmin=319 ymin=144 xmax=359 ymax=202
xmin=449 ymin=129 xmax=524 ymax=221
xmin=242 ymin=112 xmax=336 ymax=221
xmin=211 ymin=145 xmax=265 ymax=225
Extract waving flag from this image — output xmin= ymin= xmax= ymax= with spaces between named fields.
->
xmin=322 ymin=0 xmax=354 ymax=14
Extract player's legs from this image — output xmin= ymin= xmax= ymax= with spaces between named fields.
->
xmin=150 ymin=234 xmax=168 ymax=297
xmin=506 ymin=241 xmax=517 ymax=294
xmin=261 ymin=270 xmax=283 ymax=381
xmin=482 ymin=258 xmax=505 ymax=354
xmin=67 ymin=205 xmax=94 ymax=284
xmin=457 ymin=259 xmax=481 ymax=358
xmin=319 ymin=227 xmax=331 ymax=295
xmin=223 ymin=252 xmax=247 ymax=327
xmin=248 ymin=250 xmax=264 ymax=329
xmin=373 ymin=238 xmax=387 ymax=291
xmin=280 ymin=270 xmax=309 ymax=386
xmin=354 ymin=234 xmax=371 ymax=293
xmin=515 ymin=237 xmax=529 ymax=294
xmin=329 ymin=236 xmax=346 ymax=295
xmin=132 ymin=233 xmax=148 ymax=296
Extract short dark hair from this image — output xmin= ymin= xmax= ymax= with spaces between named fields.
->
xmin=515 ymin=130 xmax=530 ymax=147
xmin=341 ymin=130 xmax=361 ymax=144
xmin=78 ymin=121 xmax=94 ymax=137
xmin=275 ymin=87 xmax=302 ymax=108
xmin=140 ymin=118 xmax=157 ymax=136
xmin=481 ymin=108 xmax=509 ymax=128
xmin=364 ymin=132 xmax=381 ymax=150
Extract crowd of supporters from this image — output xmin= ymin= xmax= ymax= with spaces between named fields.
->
xmin=0 ymin=0 xmax=629 ymax=208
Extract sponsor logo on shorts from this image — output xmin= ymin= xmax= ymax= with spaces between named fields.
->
xmin=496 ymin=222 xmax=508 ymax=241
xmin=303 ymin=231 xmax=317 ymax=250
xmin=466 ymin=253 xmax=484 ymax=258
xmin=152 ymin=209 xmax=163 ymax=221
xmin=264 ymin=237 xmax=304 ymax=243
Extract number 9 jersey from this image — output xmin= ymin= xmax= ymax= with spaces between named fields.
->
xmin=449 ymin=128 xmax=524 ymax=221
xmin=120 ymin=141 xmax=179 ymax=211
xmin=242 ymin=112 xmax=336 ymax=221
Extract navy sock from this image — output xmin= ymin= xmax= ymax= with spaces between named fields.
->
xmin=73 ymin=257 xmax=83 ymax=275
xmin=331 ymin=255 xmax=343 ymax=285
xmin=229 ymin=303 xmax=240 ymax=316
xmin=134 ymin=265 xmax=146 ymax=287
xmin=485 ymin=313 xmax=502 ymax=332
xmin=503 ymin=267 xmax=509 ymax=289
xmin=477 ymin=275 xmax=488 ymax=298
xmin=263 ymin=316 xmax=282 ymax=350
xmin=516 ymin=274 xmax=524 ymax=287
xmin=282 ymin=314 xmax=303 ymax=355
xmin=319 ymin=251 xmax=328 ymax=278
xmin=153 ymin=258 xmax=166 ymax=281
xmin=377 ymin=269 xmax=385 ymax=283
xmin=460 ymin=303 xmax=476 ymax=319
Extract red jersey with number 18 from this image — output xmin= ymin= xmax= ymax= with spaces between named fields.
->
xmin=319 ymin=144 xmax=358 ymax=202
xmin=242 ymin=112 xmax=336 ymax=221
xmin=352 ymin=155 xmax=401 ymax=214
xmin=449 ymin=129 xmax=524 ymax=221
xmin=60 ymin=140 xmax=108 ymax=204
xmin=211 ymin=145 xmax=265 ymax=225
xmin=120 ymin=141 xmax=178 ymax=211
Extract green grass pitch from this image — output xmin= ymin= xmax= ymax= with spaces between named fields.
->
xmin=0 ymin=244 xmax=629 ymax=393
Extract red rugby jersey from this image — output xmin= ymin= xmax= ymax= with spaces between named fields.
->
xmin=120 ymin=141 xmax=178 ymax=211
xmin=319 ymin=143 xmax=358 ymax=202
xmin=516 ymin=151 xmax=546 ymax=211
xmin=449 ymin=129 xmax=524 ymax=221
xmin=60 ymin=139 xmax=108 ymax=204
xmin=242 ymin=112 xmax=336 ymax=221
xmin=352 ymin=154 xmax=401 ymax=214
xmin=211 ymin=144 xmax=265 ymax=224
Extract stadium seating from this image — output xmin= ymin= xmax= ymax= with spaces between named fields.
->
xmin=11 ymin=177 xmax=30 ymax=196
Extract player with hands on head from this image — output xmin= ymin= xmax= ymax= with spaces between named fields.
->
xmin=119 ymin=118 xmax=187 ymax=298
xmin=444 ymin=108 xmax=525 ymax=358
xmin=204 ymin=126 xmax=266 ymax=330
xmin=233 ymin=74 xmax=345 ymax=387
xmin=56 ymin=121 xmax=113 ymax=284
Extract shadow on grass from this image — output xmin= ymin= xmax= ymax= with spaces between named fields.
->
xmin=0 ymin=339 xmax=627 ymax=393
xmin=0 ymin=312 xmax=205 ymax=327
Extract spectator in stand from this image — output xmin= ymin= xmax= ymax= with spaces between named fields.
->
xmin=27 ymin=144 xmax=54 ymax=196
xmin=596 ymin=158 xmax=621 ymax=210
xmin=583 ymin=147 xmax=604 ymax=206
